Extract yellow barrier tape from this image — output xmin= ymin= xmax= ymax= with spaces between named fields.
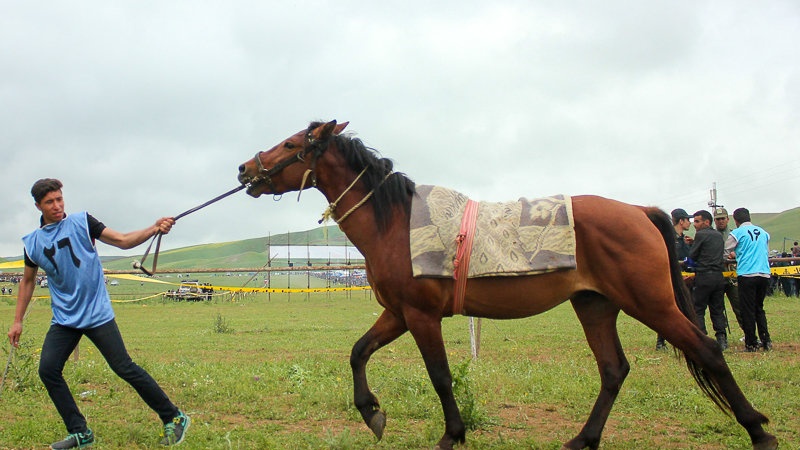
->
xmin=682 ymin=266 xmax=799 ymax=278
xmin=771 ymin=265 xmax=800 ymax=277
xmin=0 ymin=295 xmax=50 ymax=300
xmin=223 ymin=286 xmax=372 ymax=293
xmin=103 ymin=273 xmax=372 ymax=293
xmin=0 ymin=260 xmax=24 ymax=269
xmin=111 ymin=292 xmax=169 ymax=303
xmin=108 ymin=285 xmax=372 ymax=303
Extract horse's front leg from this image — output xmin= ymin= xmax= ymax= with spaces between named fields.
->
xmin=563 ymin=294 xmax=629 ymax=450
xmin=405 ymin=307 xmax=466 ymax=450
xmin=350 ymin=309 xmax=408 ymax=440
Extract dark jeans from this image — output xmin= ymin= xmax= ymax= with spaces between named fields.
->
xmin=692 ymin=272 xmax=727 ymax=338
xmin=737 ymin=276 xmax=771 ymax=348
xmin=39 ymin=319 xmax=178 ymax=434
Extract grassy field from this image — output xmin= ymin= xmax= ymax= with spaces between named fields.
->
xmin=1 ymin=280 xmax=799 ymax=449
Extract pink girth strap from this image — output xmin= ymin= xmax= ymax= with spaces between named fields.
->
xmin=453 ymin=199 xmax=479 ymax=315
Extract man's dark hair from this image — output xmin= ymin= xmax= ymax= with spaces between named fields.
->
xmin=733 ymin=207 xmax=751 ymax=223
xmin=31 ymin=178 xmax=63 ymax=203
xmin=693 ymin=209 xmax=713 ymax=223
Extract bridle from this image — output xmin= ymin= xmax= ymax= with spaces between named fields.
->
xmin=248 ymin=128 xmax=393 ymax=226
xmin=250 ymin=131 xmax=328 ymax=194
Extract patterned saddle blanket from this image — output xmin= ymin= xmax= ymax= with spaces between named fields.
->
xmin=410 ymin=185 xmax=577 ymax=278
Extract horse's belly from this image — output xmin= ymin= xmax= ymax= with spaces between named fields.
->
xmin=461 ymin=271 xmax=578 ymax=319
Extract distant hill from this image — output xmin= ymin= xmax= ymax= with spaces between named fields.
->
xmin=102 ymin=225 xmax=355 ymax=271
xmin=752 ymin=207 xmax=800 ymax=254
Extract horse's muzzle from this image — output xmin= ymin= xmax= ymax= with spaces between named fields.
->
xmin=236 ymin=171 xmax=259 ymax=197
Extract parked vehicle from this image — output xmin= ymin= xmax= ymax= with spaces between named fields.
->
xmin=164 ymin=281 xmax=212 ymax=301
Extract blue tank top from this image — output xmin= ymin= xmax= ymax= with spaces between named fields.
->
xmin=22 ymin=212 xmax=114 ymax=328
xmin=730 ymin=223 xmax=771 ymax=276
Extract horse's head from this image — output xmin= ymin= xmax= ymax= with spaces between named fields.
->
xmin=237 ymin=120 xmax=349 ymax=197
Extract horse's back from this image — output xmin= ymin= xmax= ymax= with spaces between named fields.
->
xmin=571 ymin=195 xmax=670 ymax=270
xmin=462 ymin=195 xmax=673 ymax=318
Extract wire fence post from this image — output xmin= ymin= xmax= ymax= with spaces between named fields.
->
xmin=469 ymin=317 xmax=482 ymax=359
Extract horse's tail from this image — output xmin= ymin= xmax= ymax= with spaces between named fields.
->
xmin=642 ymin=206 xmax=733 ymax=415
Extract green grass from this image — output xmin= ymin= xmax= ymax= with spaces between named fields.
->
xmin=1 ymin=286 xmax=799 ymax=449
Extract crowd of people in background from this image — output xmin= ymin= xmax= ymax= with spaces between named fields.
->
xmin=660 ymin=205 xmax=798 ymax=353
xmin=769 ymin=241 xmax=800 ymax=297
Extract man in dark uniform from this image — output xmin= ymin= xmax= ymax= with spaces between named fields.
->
xmin=714 ymin=208 xmax=744 ymax=336
xmin=690 ymin=210 xmax=728 ymax=350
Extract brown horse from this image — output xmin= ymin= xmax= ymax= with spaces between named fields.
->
xmin=237 ymin=120 xmax=777 ymax=450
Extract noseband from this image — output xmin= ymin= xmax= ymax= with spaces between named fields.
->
xmin=250 ymin=132 xmax=326 ymax=194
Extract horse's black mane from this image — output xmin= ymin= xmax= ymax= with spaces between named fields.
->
xmin=309 ymin=122 xmax=416 ymax=231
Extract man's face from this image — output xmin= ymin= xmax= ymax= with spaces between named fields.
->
xmin=714 ymin=216 xmax=729 ymax=231
xmin=35 ymin=190 xmax=65 ymax=225
xmin=693 ymin=215 xmax=710 ymax=231
xmin=678 ymin=218 xmax=691 ymax=231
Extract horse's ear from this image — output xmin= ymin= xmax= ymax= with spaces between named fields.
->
xmin=334 ymin=121 xmax=349 ymax=135
xmin=316 ymin=120 xmax=338 ymax=140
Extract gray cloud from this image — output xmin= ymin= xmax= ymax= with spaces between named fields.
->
xmin=2 ymin=0 xmax=798 ymax=257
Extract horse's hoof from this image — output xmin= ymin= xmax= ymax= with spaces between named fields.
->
xmin=368 ymin=410 xmax=386 ymax=440
xmin=753 ymin=434 xmax=778 ymax=450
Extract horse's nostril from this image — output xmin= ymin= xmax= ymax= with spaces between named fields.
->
xmin=238 ymin=164 xmax=246 ymax=174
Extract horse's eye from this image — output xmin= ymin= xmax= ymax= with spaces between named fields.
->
xmin=284 ymin=141 xmax=295 ymax=150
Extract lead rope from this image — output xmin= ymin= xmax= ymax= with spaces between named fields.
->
xmin=134 ymin=184 xmax=247 ymax=276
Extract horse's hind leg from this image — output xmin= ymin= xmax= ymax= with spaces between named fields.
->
xmin=350 ymin=309 xmax=408 ymax=440
xmin=563 ymin=293 xmax=630 ymax=450
xmin=655 ymin=314 xmax=778 ymax=450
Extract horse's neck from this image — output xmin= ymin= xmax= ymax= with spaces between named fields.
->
xmin=334 ymin=207 xmax=379 ymax=254
xmin=314 ymin=182 xmax=373 ymax=247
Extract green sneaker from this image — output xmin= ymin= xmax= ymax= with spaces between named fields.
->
xmin=160 ymin=410 xmax=190 ymax=446
xmin=51 ymin=428 xmax=94 ymax=449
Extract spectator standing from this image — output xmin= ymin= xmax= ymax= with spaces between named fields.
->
xmin=6 ymin=178 xmax=190 ymax=448
xmin=690 ymin=210 xmax=728 ymax=350
xmin=713 ymin=208 xmax=744 ymax=335
xmin=791 ymin=241 xmax=800 ymax=257
xmin=777 ymin=253 xmax=795 ymax=297
xmin=656 ymin=208 xmax=693 ymax=350
xmin=672 ymin=208 xmax=693 ymax=264
xmin=725 ymin=207 xmax=772 ymax=352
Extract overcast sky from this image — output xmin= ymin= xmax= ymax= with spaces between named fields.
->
xmin=2 ymin=1 xmax=798 ymax=258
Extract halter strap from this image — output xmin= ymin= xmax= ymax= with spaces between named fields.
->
xmin=319 ymin=167 xmax=369 ymax=223
xmin=318 ymin=171 xmax=395 ymax=225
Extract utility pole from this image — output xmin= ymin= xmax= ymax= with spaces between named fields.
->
xmin=708 ymin=182 xmax=723 ymax=212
